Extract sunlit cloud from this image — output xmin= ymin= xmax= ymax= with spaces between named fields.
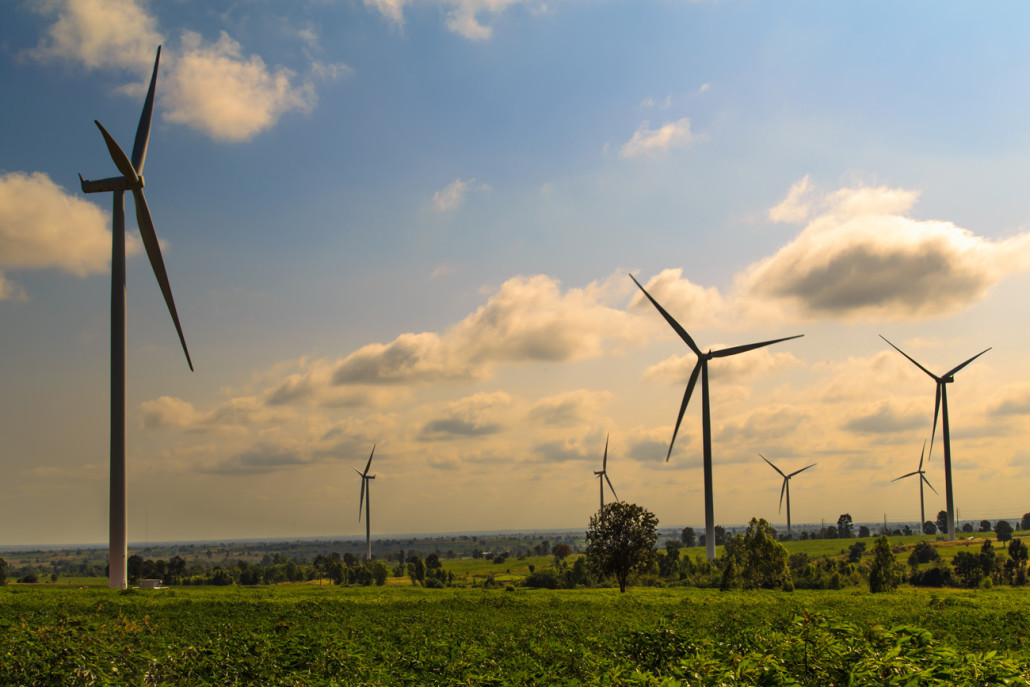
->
xmin=843 ymin=400 xmax=926 ymax=435
xmin=28 ymin=0 xmax=336 ymax=142
xmin=620 ymin=117 xmax=693 ymax=158
xmin=0 ymin=171 xmax=145 ymax=299
xmin=741 ymin=178 xmax=1030 ymax=321
xmin=364 ymin=0 xmax=544 ymax=40
xmin=164 ymin=31 xmax=316 ymax=142
xmin=28 ymin=0 xmax=163 ymax=73
xmin=431 ymin=178 xmax=476 ymax=213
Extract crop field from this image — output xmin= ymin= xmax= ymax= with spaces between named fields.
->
xmin=3 ymin=584 xmax=1030 ymax=686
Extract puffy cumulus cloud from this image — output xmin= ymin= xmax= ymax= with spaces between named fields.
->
xmin=843 ymin=400 xmax=926 ymax=435
xmin=163 ymin=31 xmax=316 ymax=142
xmin=431 ymin=178 xmax=476 ymax=213
xmin=741 ymin=179 xmax=1030 ymax=321
xmin=334 ymin=273 xmax=646 ymax=386
xmin=527 ymin=389 xmax=612 ymax=426
xmin=418 ymin=391 xmax=514 ymax=440
xmin=363 ymin=0 xmax=409 ymax=26
xmin=0 ymin=172 xmax=132 ymax=279
xmin=140 ymin=395 xmax=289 ymax=434
xmin=717 ymin=406 xmax=809 ymax=443
xmin=628 ymin=269 xmax=726 ymax=330
xmin=265 ymin=358 xmax=410 ymax=408
xmin=534 ymin=438 xmax=594 ymax=463
xmin=28 ymin=0 xmax=163 ymax=73
xmin=620 ymin=118 xmax=693 ymax=158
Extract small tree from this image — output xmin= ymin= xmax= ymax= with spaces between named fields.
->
xmin=979 ymin=519 xmax=993 ymax=533
xmin=737 ymin=517 xmax=791 ymax=590
xmin=585 ymin=502 xmax=658 ymax=593
xmin=1008 ymin=539 xmax=1028 ymax=585
xmin=837 ymin=514 xmax=853 ymax=538
xmin=995 ymin=520 xmax=1014 ymax=543
xmin=923 ymin=520 xmax=937 ymax=535
xmin=858 ymin=525 xmax=870 ymax=538
xmin=0 ymin=558 xmax=7 ymax=586
xmin=936 ymin=510 xmax=949 ymax=535
xmin=961 ymin=523 xmax=973 ymax=534
xmin=1022 ymin=513 xmax=1030 ymax=531
xmin=868 ymin=536 xmax=902 ymax=593
xmin=680 ymin=527 xmax=696 ymax=548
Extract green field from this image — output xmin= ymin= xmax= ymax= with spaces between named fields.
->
xmin=3 ymin=584 xmax=1029 ymax=685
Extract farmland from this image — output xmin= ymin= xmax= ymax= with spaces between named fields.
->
xmin=2 ymin=584 xmax=1030 ymax=685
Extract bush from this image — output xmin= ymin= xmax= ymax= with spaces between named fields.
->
xmin=908 ymin=541 xmax=940 ymax=566
xmin=909 ymin=561 xmax=954 ymax=587
xmin=868 ymin=536 xmax=902 ymax=593
xmin=523 ymin=569 xmax=560 ymax=589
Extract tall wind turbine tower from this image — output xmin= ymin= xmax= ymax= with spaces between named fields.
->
xmin=78 ymin=46 xmax=193 ymax=589
xmin=880 ymin=335 xmax=989 ymax=540
xmin=892 ymin=440 xmax=937 ymax=530
xmin=631 ymin=273 xmax=802 ymax=560
xmin=594 ymin=434 xmax=619 ymax=511
xmin=355 ymin=446 xmax=376 ymax=561
xmin=759 ymin=454 xmax=815 ymax=537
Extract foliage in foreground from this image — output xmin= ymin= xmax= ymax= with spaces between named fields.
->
xmin=2 ymin=585 xmax=1030 ymax=686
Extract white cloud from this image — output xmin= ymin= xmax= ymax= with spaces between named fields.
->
xmin=742 ymin=180 xmax=1030 ymax=320
xmin=628 ymin=268 xmax=727 ymax=329
xmin=431 ymin=178 xmax=475 ymax=213
xmin=620 ymin=118 xmax=693 ymax=158
xmin=364 ymin=0 xmax=540 ymax=40
xmin=0 ymin=171 xmax=144 ymax=298
xmin=29 ymin=0 xmax=163 ymax=73
xmin=768 ymin=174 xmax=814 ymax=223
xmin=364 ymin=0 xmax=409 ymax=26
xmin=163 ymin=31 xmax=316 ymax=142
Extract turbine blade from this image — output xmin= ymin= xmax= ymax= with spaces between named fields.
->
xmin=788 ymin=463 xmax=816 ymax=478
xmin=944 ymin=347 xmax=992 ymax=378
xmin=880 ymin=335 xmax=939 ymax=381
xmin=364 ymin=445 xmax=375 ymax=476
xmin=95 ymin=121 xmax=138 ymax=185
xmin=667 ymin=361 xmax=701 ymax=461
xmin=928 ymin=384 xmax=941 ymax=461
xmin=892 ymin=471 xmax=919 ymax=482
xmin=605 ymin=473 xmax=619 ymax=502
xmin=132 ymin=188 xmax=193 ymax=371
xmin=603 ymin=434 xmax=609 ymax=471
xmin=778 ymin=479 xmax=786 ymax=513
xmin=629 ymin=273 xmax=702 ymax=357
xmin=710 ymin=334 xmax=803 ymax=359
xmin=760 ymin=454 xmax=786 ymax=478
xmin=922 ymin=474 xmax=939 ymax=495
xmin=918 ymin=440 xmax=926 ymax=471
xmin=358 ymin=479 xmax=366 ymax=521
xmin=131 ymin=46 xmax=160 ymax=174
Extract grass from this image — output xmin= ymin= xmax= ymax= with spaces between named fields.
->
xmin=2 ymin=583 xmax=1029 ymax=685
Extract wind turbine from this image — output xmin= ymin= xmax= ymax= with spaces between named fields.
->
xmin=892 ymin=440 xmax=937 ymax=530
xmin=78 ymin=46 xmax=193 ymax=589
xmin=759 ymin=454 xmax=815 ymax=537
xmin=594 ymin=434 xmax=619 ymax=512
xmin=880 ymin=335 xmax=989 ymax=541
xmin=355 ymin=445 xmax=376 ymax=561
xmin=630 ymin=273 xmax=803 ymax=560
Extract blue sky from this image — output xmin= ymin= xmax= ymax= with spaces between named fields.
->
xmin=2 ymin=0 xmax=1030 ymax=545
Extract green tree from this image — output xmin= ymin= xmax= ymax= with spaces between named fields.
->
xmin=979 ymin=519 xmax=993 ymax=533
xmin=936 ymin=510 xmax=949 ymax=535
xmin=995 ymin=520 xmax=1014 ymax=543
xmin=953 ymin=551 xmax=985 ymax=587
xmin=0 ymin=558 xmax=7 ymax=586
xmin=847 ymin=541 xmax=866 ymax=563
xmin=907 ymin=541 xmax=939 ymax=567
xmin=585 ymin=502 xmax=659 ymax=593
xmin=868 ymin=536 xmax=902 ymax=593
xmin=923 ymin=521 xmax=937 ymax=535
xmin=1008 ymin=539 xmax=1028 ymax=585
xmin=837 ymin=514 xmax=853 ymax=538
xmin=737 ymin=517 xmax=792 ymax=590
xmin=680 ymin=526 xmax=696 ymax=547
xmin=127 ymin=554 xmax=144 ymax=586
xmin=1022 ymin=513 xmax=1030 ymax=531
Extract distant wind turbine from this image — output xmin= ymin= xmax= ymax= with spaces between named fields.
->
xmin=759 ymin=454 xmax=815 ymax=537
xmin=880 ymin=335 xmax=989 ymax=541
xmin=630 ymin=273 xmax=803 ymax=560
xmin=355 ymin=445 xmax=376 ymax=561
xmin=892 ymin=440 xmax=937 ymax=530
xmin=594 ymin=434 xmax=619 ymax=511
xmin=78 ymin=46 xmax=193 ymax=589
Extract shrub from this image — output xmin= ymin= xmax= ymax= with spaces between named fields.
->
xmin=523 ymin=569 xmax=560 ymax=589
